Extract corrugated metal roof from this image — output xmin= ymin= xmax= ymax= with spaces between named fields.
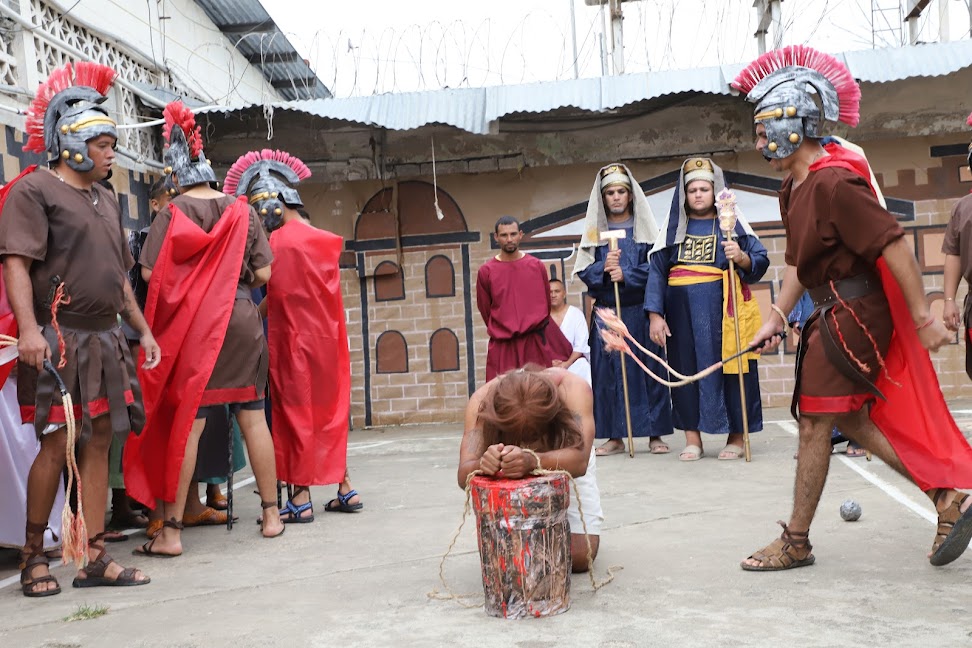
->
xmin=192 ymin=0 xmax=331 ymax=101
xmin=199 ymin=38 xmax=972 ymax=134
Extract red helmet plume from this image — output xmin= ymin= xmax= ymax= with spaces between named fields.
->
xmin=162 ymin=101 xmax=203 ymax=159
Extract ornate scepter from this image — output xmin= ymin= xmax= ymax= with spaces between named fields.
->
xmin=716 ymin=188 xmax=752 ymax=463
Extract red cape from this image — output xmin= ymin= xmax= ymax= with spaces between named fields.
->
xmin=0 ymin=166 xmax=36 ymax=387
xmin=123 ymin=198 xmax=249 ymax=506
xmin=812 ymin=144 xmax=972 ymax=489
xmin=267 ymin=219 xmax=350 ymax=485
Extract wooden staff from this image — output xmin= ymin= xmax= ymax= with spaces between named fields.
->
xmin=716 ymin=191 xmax=752 ymax=462
xmin=600 ymin=229 xmax=635 ymax=457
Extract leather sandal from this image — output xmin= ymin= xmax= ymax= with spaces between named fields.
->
xmin=206 ymin=489 xmax=228 ymax=511
xmin=930 ymin=491 xmax=972 ymax=566
xmin=20 ymin=520 xmax=61 ymax=598
xmin=133 ymin=518 xmax=183 ymax=558
xmin=741 ymin=521 xmax=815 ymax=571
xmin=74 ymin=533 xmax=150 ymax=588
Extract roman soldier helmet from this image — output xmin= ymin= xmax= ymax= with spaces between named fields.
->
xmin=24 ymin=62 xmax=118 ymax=173
xmin=223 ymin=149 xmax=311 ymax=232
xmin=732 ymin=45 xmax=861 ymax=159
xmin=162 ymin=101 xmax=217 ymax=189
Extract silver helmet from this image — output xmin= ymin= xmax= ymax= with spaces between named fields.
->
xmin=223 ymin=149 xmax=311 ymax=232
xmin=161 ymin=101 xmax=217 ymax=189
xmin=24 ymin=62 xmax=118 ymax=173
xmin=734 ymin=46 xmax=861 ymax=159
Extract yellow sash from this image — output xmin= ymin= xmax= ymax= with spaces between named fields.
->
xmin=667 ymin=264 xmax=762 ymax=374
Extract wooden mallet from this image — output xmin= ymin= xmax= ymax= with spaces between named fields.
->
xmin=600 ymin=229 xmax=635 ymax=458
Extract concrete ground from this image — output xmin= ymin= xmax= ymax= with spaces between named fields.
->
xmin=2 ymin=405 xmax=972 ymax=648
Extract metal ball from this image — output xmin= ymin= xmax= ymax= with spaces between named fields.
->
xmin=73 ymin=153 xmax=83 ymax=163
xmin=274 ymin=207 xmax=282 ymax=215
xmin=767 ymin=142 xmax=778 ymax=152
xmin=786 ymin=106 xmax=797 ymax=117
xmin=840 ymin=499 xmax=862 ymax=522
xmin=789 ymin=133 xmax=800 ymax=143
xmin=61 ymin=150 xmax=70 ymax=159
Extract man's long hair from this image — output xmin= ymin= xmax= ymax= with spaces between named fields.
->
xmin=478 ymin=365 xmax=582 ymax=454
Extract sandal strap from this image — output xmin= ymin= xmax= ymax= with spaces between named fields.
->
xmin=777 ymin=520 xmax=811 ymax=547
xmin=80 ymin=549 xmax=115 ymax=578
xmin=22 ymin=520 xmax=57 ymax=559
xmin=338 ymin=490 xmax=358 ymax=505
xmin=86 ymin=534 xmax=110 ymax=563
xmin=261 ymin=500 xmax=278 ymax=510
xmin=163 ymin=517 xmax=184 ymax=530
xmin=19 ymin=553 xmax=50 ymax=574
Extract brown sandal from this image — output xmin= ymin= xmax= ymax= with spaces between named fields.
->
xmin=929 ymin=491 xmax=972 ymax=566
xmin=73 ymin=533 xmax=151 ymax=588
xmin=20 ymin=520 xmax=61 ymax=598
xmin=741 ymin=521 xmax=815 ymax=571
xmin=133 ymin=518 xmax=183 ymax=558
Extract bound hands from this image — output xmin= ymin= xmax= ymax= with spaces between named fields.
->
xmin=479 ymin=443 xmax=538 ymax=479
xmin=648 ymin=312 xmax=671 ymax=347
xmin=604 ymin=249 xmax=624 ymax=283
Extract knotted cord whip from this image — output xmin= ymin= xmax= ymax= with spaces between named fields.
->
xmin=596 ymin=307 xmax=783 ymax=388
xmin=0 ymin=282 xmax=86 ymax=567
xmin=429 ymin=448 xmax=621 ymax=608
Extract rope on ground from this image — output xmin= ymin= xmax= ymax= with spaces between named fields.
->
xmin=428 ymin=449 xmax=620 ymax=609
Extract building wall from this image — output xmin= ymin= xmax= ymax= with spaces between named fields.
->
xmin=302 ymin=132 xmax=972 ymax=429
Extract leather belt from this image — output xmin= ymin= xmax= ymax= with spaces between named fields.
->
xmin=808 ymin=272 xmax=880 ymax=309
xmin=35 ymin=309 xmax=116 ymax=331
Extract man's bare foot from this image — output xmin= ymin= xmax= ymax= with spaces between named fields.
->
xmin=595 ymin=439 xmax=625 ymax=456
xmin=260 ymin=509 xmax=285 ymax=538
xmin=133 ymin=524 xmax=183 ymax=557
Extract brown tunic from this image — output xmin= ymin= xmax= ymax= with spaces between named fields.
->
xmin=0 ymin=168 xmax=143 ymax=437
xmin=780 ymin=166 xmax=905 ymax=407
xmin=141 ymin=194 xmax=272 ymax=401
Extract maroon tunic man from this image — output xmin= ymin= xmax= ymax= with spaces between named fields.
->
xmin=476 ymin=216 xmax=571 ymax=382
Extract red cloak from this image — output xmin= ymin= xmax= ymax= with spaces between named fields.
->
xmin=0 ymin=166 xmax=36 ymax=388
xmin=123 ymin=198 xmax=249 ymax=506
xmin=267 ymin=219 xmax=350 ymax=485
xmin=812 ymin=144 xmax=972 ymax=490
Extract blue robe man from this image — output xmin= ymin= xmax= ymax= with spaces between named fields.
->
xmin=645 ymin=158 xmax=768 ymax=460
xmin=573 ymin=163 xmax=673 ymax=456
